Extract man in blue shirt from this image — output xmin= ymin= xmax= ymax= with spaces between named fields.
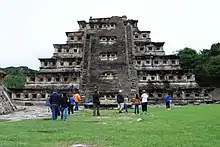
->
xmin=165 ymin=93 xmax=171 ymax=110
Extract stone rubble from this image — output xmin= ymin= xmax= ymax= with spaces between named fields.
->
xmin=0 ymin=71 xmax=17 ymax=115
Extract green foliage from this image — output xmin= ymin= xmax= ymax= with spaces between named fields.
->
xmin=177 ymin=43 xmax=220 ymax=87
xmin=0 ymin=66 xmax=38 ymax=89
xmin=178 ymin=43 xmax=220 ymax=76
xmin=203 ymin=55 xmax=220 ymax=76
xmin=177 ymin=47 xmax=199 ymax=70
xmin=0 ymin=105 xmax=220 ymax=147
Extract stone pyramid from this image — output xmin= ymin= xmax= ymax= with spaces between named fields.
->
xmin=0 ymin=71 xmax=17 ymax=115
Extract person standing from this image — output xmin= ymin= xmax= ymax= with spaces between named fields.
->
xmin=165 ymin=93 xmax=171 ymax=110
xmin=60 ymin=94 xmax=68 ymax=121
xmin=73 ymin=89 xmax=81 ymax=112
xmin=141 ymin=90 xmax=148 ymax=114
xmin=92 ymin=90 xmax=100 ymax=116
xmin=117 ymin=90 xmax=124 ymax=113
xmin=133 ymin=94 xmax=141 ymax=114
xmin=49 ymin=89 xmax=61 ymax=120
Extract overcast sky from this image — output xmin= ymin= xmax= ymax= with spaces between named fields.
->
xmin=0 ymin=0 xmax=220 ymax=70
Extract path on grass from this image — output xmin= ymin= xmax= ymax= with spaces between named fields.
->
xmin=0 ymin=106 xmax=51 ymax=121
xmin=0 ymin=106 xmax=86 ymax=121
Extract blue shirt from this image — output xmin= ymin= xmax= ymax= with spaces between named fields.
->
xmin=166 ymin=95 xmax=171 ymax=102
xmin=69 ymin=97 xmax=75 ymax=105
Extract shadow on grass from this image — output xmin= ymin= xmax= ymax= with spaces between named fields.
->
xmin=27 ymin=129 xmax=58 ymax=134
xmin=41 ymin=118 xmax=52 ymax=121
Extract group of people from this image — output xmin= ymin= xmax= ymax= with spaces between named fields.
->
xmin=45 ymin=89 xmax=81 ymax=120
xmin=45 ymin=88 xmax=172 ymax=120
xmin=92 ymin=89 xmax=172 ymax=115
xmin=116 ymin=90 xmax=149 ymax=114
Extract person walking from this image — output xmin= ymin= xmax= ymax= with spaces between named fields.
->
xmin=124 ymin=96 xmax=129 ymax=113
xmin=45 ymin=94 xmax=51 ymax=112
xmin=49 ymin=89 xmax=61 ymax=120
xmin=165 ymin=93 xmax=171 ymax=110
xmin=133 ymin=94 xmax=141 ymax=114
xmin=60 ymin=94 xmax=68 ymax=121
xmin=141 ymin=90 xmax=148 ymax=114
xmin=92 ymin=90 xmax=100 ymax=116
xmin=117 ymin=90 xmax=124 ymax=113
xmin=68 ymin=95 xmax=75 ymax=115
xmin=73 ymin=89 xmax=81 ymax=112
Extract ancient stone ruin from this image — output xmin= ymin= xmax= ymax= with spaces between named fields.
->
xmin=9 ymin=16 xmax=214 ymax=105
xmin=0 ymin=71 xmax=17 ymax=115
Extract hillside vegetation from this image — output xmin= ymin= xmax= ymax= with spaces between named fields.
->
xmin=0 ymin=66 xmax=38 ymax=89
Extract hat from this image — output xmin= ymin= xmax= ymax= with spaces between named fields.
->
xmin=119 ymin=90 xmax=122 ymax=93
xmin=142 ymin=90 xmax=146 ymax=92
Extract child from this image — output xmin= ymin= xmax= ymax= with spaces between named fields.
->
xmin=68 ymin=95 xmax=75 ymax=115
xmin=165 ymin=93 xmax=171 ymax=110
xmin=45 ymin=95 xmax=51 ymax=112
xmin=124 ymin=96 xmax=129 ymax=113
xmin=133 ymin=94 xmax=141 ymax=114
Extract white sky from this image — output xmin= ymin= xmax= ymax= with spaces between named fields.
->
xmin=0 ymin=0 xmax=220 ymax=70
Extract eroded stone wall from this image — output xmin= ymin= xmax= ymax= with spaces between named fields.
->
xmin=0 ymin=71 xmax=17 ymax=115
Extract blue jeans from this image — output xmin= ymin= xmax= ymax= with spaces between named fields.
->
xmin=51 ymin=105 xmax=58 ymax=120
xmin=74 ymin=102 xmax=79 ymax=111
xmin=134 ymin=104 xmax=139 ymax=114
xmin=61 ymin=107 xmax=68 ymax=121
xmin=124 ymin=104 xmax=128 ymax=113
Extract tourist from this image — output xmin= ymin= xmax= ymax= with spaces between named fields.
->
xmin=73 ymin=89 xmax=81 ymax=112
xmin=60 ymin=94 xmax=68 ymax=121
xmin=124 ymin=95 xmax=129 ymax=113
xmin=165 ymin=93 xmax=171 ymax=110
xmin=49 ymin=89 xmax=61 ymax=120
xmin=133 ymin=94 xmax=141 ymax=114
xmin=68 ymin=94 xmax=75 ymax=115
xmin=141 ymin=90 xmax=148 ymax=114
xmin=92 ymin=90 xmax=100 ymax=116
xmin=117 ymin=90 xmax=124 ymax=113
xmin=45 ymin=94 xmax=51 ymax=112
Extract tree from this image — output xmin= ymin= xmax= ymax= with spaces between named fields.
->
xmin=177 ymin=47 xmax=199 ymax=70
xmin=203 ymin=55 xmax=220 ymax=76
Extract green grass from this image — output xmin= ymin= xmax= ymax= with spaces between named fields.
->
xmin=0 ymin=105 xmax=220 ymax=147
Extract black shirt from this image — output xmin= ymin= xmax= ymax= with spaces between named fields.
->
xmin=60 ymin=96 xmax=68 ymax=108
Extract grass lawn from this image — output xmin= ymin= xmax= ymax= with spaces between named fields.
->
xmin=0 ymin=105 xmax=220 ymax=147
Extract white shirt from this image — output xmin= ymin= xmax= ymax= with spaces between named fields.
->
xmin=141 ymin=93 xmax=148 ymax=103
xmin=124 ymin=97 xmax=129 ymax=104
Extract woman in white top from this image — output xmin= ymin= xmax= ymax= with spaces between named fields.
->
xmin=141 ymin=90 xmax=148 ymax=114
xmin=124 ymin=96 xmax=129 ymax=113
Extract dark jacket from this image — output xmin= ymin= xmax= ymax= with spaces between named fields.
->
xmin=49 ymin=92 xmax=61 ymax=106
xmin=93 ymin=92 xmax=100 ymax=104
xmin=60 ymin=96 xmax=68 ymax=108
xmin=117 ymin=93 xmax=124 ymax=103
